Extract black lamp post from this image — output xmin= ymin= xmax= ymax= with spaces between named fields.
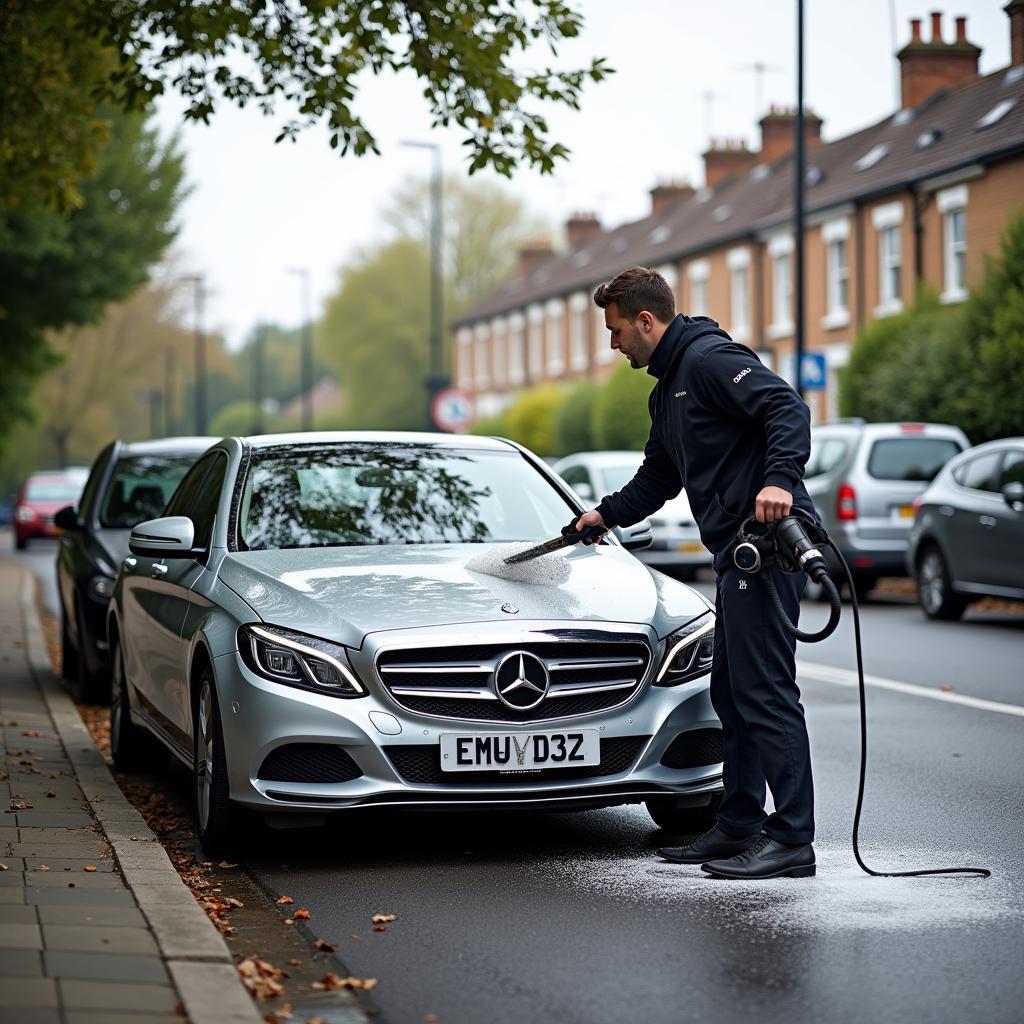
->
xmin=794 ymin=0 xmax=806 ymax=397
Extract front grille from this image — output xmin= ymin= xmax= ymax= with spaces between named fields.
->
xmin=660 ymin=729 xmax=723 ymax=769
xmin=257 ymin=744 xmax=363 ymax=784
xmin=385 ymin=736 xmax=650 ymax=785
xmin=376 ymin=638 xmax=652 ymax=724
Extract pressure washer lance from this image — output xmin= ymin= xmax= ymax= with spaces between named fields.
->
xmin=502 ymin=522 xmax=606 ymax=565
xmin=734 ymin=508 xmax=990 ymax=879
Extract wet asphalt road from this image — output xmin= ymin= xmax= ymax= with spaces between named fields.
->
xmin=9 ymin=533 xmax=1024 ymax=1024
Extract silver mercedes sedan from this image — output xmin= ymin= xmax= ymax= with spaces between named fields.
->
xmin=107 ymin=433 xmax=723 ymax=854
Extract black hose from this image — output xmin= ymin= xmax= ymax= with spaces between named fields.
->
xmin=764 ymin=569 xmax=841 ymax=642
xmin=824 ymin=539 xmax=991 ymax=879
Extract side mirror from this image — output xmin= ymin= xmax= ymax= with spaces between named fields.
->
xmin=54 ymin=506 xmax=80 ymax=531
xmin=615 ymin=519 xmax=653 ymax=552
xmin=1003 ymin=480 xmax=1024 ymax=511
xmin=129 ymin=516 xmax=197 ymax=558
xmin=572 ymin=482 xmax=594 ymax=502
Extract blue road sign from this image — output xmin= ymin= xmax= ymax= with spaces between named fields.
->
xmin=800 ymin=352 xmax=827 ymax=391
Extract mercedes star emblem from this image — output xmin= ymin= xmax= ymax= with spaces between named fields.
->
xmin=494 ymin=651 xmax=550 ymax=711
xmin=500 ymin=602 xmax=519 ymax=614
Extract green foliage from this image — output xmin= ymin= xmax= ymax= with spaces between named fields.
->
xmin=592 ymin=363 xmax=655 ymax=450
xmin=553 ymin=380 xmax=599 ymax=454
xmin=838 ymin=292 xmax=961 ymax=425
xmin=0 ymin=0 xmax=113 ymax=210
xmin=319 ymin=239 xmax=433 ymax=431
xmin=0 ymin=106 xmax=186 ymax=449
xmin=82 ymin=1 xmax=611 ymax=178
xmin=501 ymin=385 xmax=566 ymax=456
xmin=470 ymin=411 xmax=511 ymax=437
xmin=210 ymin=401 xmax=262 ymax=438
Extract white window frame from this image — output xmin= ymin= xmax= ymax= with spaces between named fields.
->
xmin=767 ymin=233 xmax=793 ymax=339
xmin=657 ymin=263 xmax=679 ymax=298
xmin=527 ymin=303 xmax=544 ymax=379
xmin=545 ymin=297 xmax=565 ymax=376
xmin=569 ymin=292 xmax=589 ymax=372
xmin=687 ymin=259 xmax=710 ymax=317
xmin=456 ymin=328 xmax=473 ymax=389
xmin=491 ymin=316 xmax=507 ymax=389
xmin=822 ymin=216 xmax=851 ymax=330
xmin=508 ymin=312 xmax=526 ymax=385
xmin=595 ymin=301 xmax=615 ymax=365
xmin=938 ymin=184 xmax=968 ymax=304
xmin=872 ymin=202 xmax=904 ymax=318
xmin=727 ymin=247 xmax=750 ymax=344
xmin=474 ymin=323 xmax=490 ymax=390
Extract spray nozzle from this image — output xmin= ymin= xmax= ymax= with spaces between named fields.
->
xmin=561 ymin=520 xmax=605 ymax=546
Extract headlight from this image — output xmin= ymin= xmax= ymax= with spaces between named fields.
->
xmin=16 ymin=507 xmax=35 ymax=522
xmin=89 ymin=575 xmax=115 ymax=601
xmin=238 ymin=624 xmax=366 ymax=698
xmin=654 ymin=615 xmax=715 ymax=685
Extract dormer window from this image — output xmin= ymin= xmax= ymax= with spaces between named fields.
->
xmin=854 ymin=144 xmax=890 ymax=172
xmin=805 ymin=166 xmax=823 ymax=186
xmin=916 ymin=127 xmax=942 ymax=149
xmin=648 ymin=225 xmax=671 ymax=244
xmin=976 ymin=99 xmax=1016 ymax=130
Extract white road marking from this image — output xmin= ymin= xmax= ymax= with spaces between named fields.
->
xmin=798 ymin=660 xmax=1024 ymax=718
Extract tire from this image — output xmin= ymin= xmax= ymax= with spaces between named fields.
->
xmin=15 ymin=534 xmax=27 ymax=551
xmin=917 ymin=545 xmax=968 ymax=621
xmin=193 ymin=668 xmax=246 ymax=856
xmin=110 ymin=635 xmax=147 ymax=771
xmin=75 ymin=601 xmax=111 ymax=704
xmin=645 ymin=793 xmax=723 ymax=834
xmin=60 ymin=607 xmax=79 ymax=682
xmin=850 ymin=574 xmax=877 ymax=604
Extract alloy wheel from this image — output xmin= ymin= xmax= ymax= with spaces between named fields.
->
xmin=196 ymin=681 xmax=215 ymax=831
xmin=110 ymin=643 xmax=124 ymax=752
xmin=919 ymin=550 xmax=945 ymax=615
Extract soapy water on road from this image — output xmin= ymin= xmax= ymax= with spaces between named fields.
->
xmin=534 ymin=842 xmax=1011 ymax=933
xmin=465 ymin=543 xmax=572 ymax=586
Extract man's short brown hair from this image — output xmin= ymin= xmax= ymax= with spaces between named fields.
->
xmin=593 ymin=266 xmax=675 ymax=323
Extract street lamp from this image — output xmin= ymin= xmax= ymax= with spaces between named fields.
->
xmin=287 ymin=267 xmax=314 ymax=431
xmin=793 ymin=0 xmax=806 ymax=397
xmin=400 ymin=138 xmax=446 ymax=426
xmin=181 ymin=274 xmax=206 ymax=433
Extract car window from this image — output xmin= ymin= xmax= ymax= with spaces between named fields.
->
xmin=24 ymin=477 xmax=85 ymax=502
xmin=78 ymin=445 xmax=114 ymax=520
xmin=600 ymin=462 xmax=642 ymax=493
xmin=239 ymin=444 xmax=576 ymax=551
xmin=165 ymin=454 xmax=217 ymax=520
xmin=997 ymin=449 xmax=1024 ymax=490
xmin=188 ymin=454 xmax=228 ymax=551
xmin=805 ymin=437 xmax=849 ymax=479
xmin=98 ymin=454 xmax=204 ymax=528
xmin=952 ymin=451 xmax=1001 ymax=492
xmin=559 ymin=465 xmax=586 ymax=487
xmin=867 ymin=438 xmax=962 ymax=482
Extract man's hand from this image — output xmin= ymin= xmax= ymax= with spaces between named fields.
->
xmin=755 ymin=486 xmax=793 ymax=524
xmin=573 ymin=509 xmax=607 ymax=544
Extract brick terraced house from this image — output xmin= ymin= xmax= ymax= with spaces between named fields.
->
xmin=452 ymin=6 xmax=1024 ymax=423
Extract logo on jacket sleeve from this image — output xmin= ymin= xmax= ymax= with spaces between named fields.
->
xmin=732 ymin=367 xmax=752 ymax=384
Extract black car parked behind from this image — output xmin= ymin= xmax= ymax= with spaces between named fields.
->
xmin=55 ymin=437 xmax=218 ymax=702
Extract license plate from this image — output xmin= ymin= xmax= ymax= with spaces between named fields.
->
xmin=677 ymin=541 xmax=705 ymax=553
xmin=440 ymin=729 xmax=600 ymax=772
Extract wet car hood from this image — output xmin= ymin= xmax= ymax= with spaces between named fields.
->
xmin=217 ymin=543 xmax=711 ymax=649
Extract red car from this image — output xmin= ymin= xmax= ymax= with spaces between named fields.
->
xmin=13 ymin=470 xmax=88 ymax=550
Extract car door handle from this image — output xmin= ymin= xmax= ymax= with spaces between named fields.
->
xmin=152 ymin=563 xmax=169 ymax=577
xmin=978 ymin=515 xmax=998 ymax=529
xmin=123 ymin=557 xmax=137 ymax=569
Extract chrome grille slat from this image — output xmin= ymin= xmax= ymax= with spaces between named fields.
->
xmin=389 ymin=686 xmax=498 ymax=700
xmin=379 ymin=664 xmax=492 ymax=674
xmin=548 ymin=679 xmax=636 ymax=696
xmin=548 ymin=658 xmax=644 ymax=671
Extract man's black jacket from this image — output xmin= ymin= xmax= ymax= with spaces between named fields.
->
xmin=596 ymin=314 xmax=815 ymax=557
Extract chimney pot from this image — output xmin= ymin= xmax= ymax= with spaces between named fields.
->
xmin=931 ymin=10 xmax=943 ymax=42
xmin=955 ymin=15 xmax=967 ymax=42
xmin=649 ymin=182 xmax=695 ymax=216
xmin=1009 ymin=0 xmax=1024 ymax=67
xmin=518 ymin=240 xmax=554 ymax=278
xmin=565 ymin=212 xmax=602 ymax=249
xmin=911 ymin=17 xmax=922 ymax=41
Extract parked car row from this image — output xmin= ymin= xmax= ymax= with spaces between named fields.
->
xmin=12 ymin=468 xmax=88 ymax=549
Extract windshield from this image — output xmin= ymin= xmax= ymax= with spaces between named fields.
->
xmin=867 ymin=438 xmax=962 ymax=482
xmin=99 ymin=455 xmax=199 ymax=528
xmin=805 ymin=436 xmax=850 ymax=479
xmin=599 ymin=461 xmax=642 ymax=494
xmin=239 ymin=444 xmax=576 ymax=551
xmin=25 ymin=478 xmax=83 ymax=502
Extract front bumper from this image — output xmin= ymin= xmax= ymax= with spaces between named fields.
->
xmin=214 ymin=621 xmax=722 ymax=815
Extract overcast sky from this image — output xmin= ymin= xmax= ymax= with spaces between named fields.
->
xmin=153 ymin=0 xmax=1012 ymax=349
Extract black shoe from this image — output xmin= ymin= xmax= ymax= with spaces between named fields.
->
xmin=701 ymin=835 xmax=816 ymax=879
xmin=657 ymin=826 xmax=761 ymax=865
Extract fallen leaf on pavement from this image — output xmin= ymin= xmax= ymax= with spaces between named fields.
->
xmin=84 ymin=866 xmax=97 ymax=872
xmin=312 ymin=973 xmax=378 ymax=992
xmin=371 ymin=914 xmax=397 ymax=924
xmin=0 ymin=864 xmax=8 ymax=871
xmin=236 ymin=956 xmax=288 ymax=1000
xmin=373 ymin=925 xmax=387 ymax=932
xmin=293 ymin=908 xmax=310 ymax=920
xmin=306 ymin=1018 xmax=327 ymax=1024
xmin=313 ymin=938 xmax=337 ymax=953
xmin=283 ymin=918 xmax=294 ymax=926
xmin=34 ymin=865 xmax=50 ymax=872
xmin=46 ymin=791 xmax=55 ymax=798
xmin=263 ymin=1003 xmax=293 ymax=1022
xmin=9 ymin=801 xmax=32 ymax=811
xmin=225 ymin=897 xmax=244 ymax=908
xmin=21 ymin=730 xmax=41 ymax=737
xmin=940 ymin=684 xmax=954 ymax=692
xmin=276 ymin=895 xmax=294 ymax=905
xmin=219 ymin=861 xmax=238 ymax=868
xmin=287 ymin=959 xmax=301 ymax=966
xmin=351 ymin=934 xmax=361 ymax=941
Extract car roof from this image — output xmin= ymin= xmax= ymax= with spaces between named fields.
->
xmin=240 ymin=431 xmax=518 ymax=451
xmin=946 ymin=436 xmax=1024 ymax=462
xmin=117 ymin=436 xmax=221 ymax=456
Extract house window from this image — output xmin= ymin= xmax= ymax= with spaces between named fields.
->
xmin=880 ymin=227 xmax=901 ymax=308
xmin=546 ymin=298 xmax=565 ymax=376
xmin=491 ymin=318 xmax=507 ymax=389
xmin=474 ymin=324 xmax=489 ymax=390
xmin=822 ymin=216 xmax=851 ymax=330
xmin=938 ymin=184 xmax=968 ymax=304
xmin=456 ymin=328 xmax=472 ymax=389
xmin=727 ymin=247 xmax=750 ymax=343
xmin=569 ymin=293 xmax=588 ymax=371
xmin=527 ymin=304 xmax=544 ymax=379
xmin=509 ymin=313 xmax=525 ymax=385
xmin=767 ymin=233 xmax=793 ymax=339
xmin=687 ymin=259 xmax=709 ymax=317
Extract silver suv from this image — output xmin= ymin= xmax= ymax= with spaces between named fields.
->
xmin=805 ymin=421 xmax=969 ymax=598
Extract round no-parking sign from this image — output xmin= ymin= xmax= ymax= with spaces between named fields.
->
xmin=431 ymin=388 xmax=475 ymax=432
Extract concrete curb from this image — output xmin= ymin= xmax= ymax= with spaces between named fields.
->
xmin=17 ymin=566 xmax=263 ymax=1024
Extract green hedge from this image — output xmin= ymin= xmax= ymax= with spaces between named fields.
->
xmin=591 ymin=362 xmax=654 ymax=450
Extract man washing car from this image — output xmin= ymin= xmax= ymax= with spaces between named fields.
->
xmin=575 ymin=266 xmax=818 ymax=880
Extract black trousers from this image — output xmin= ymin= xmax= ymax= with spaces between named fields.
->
xmin=710 ymin=562 xmax=815 ymax=845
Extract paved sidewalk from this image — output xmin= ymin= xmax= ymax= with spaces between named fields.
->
xmin=0 ymin=559 xmax=261 ymax=1024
